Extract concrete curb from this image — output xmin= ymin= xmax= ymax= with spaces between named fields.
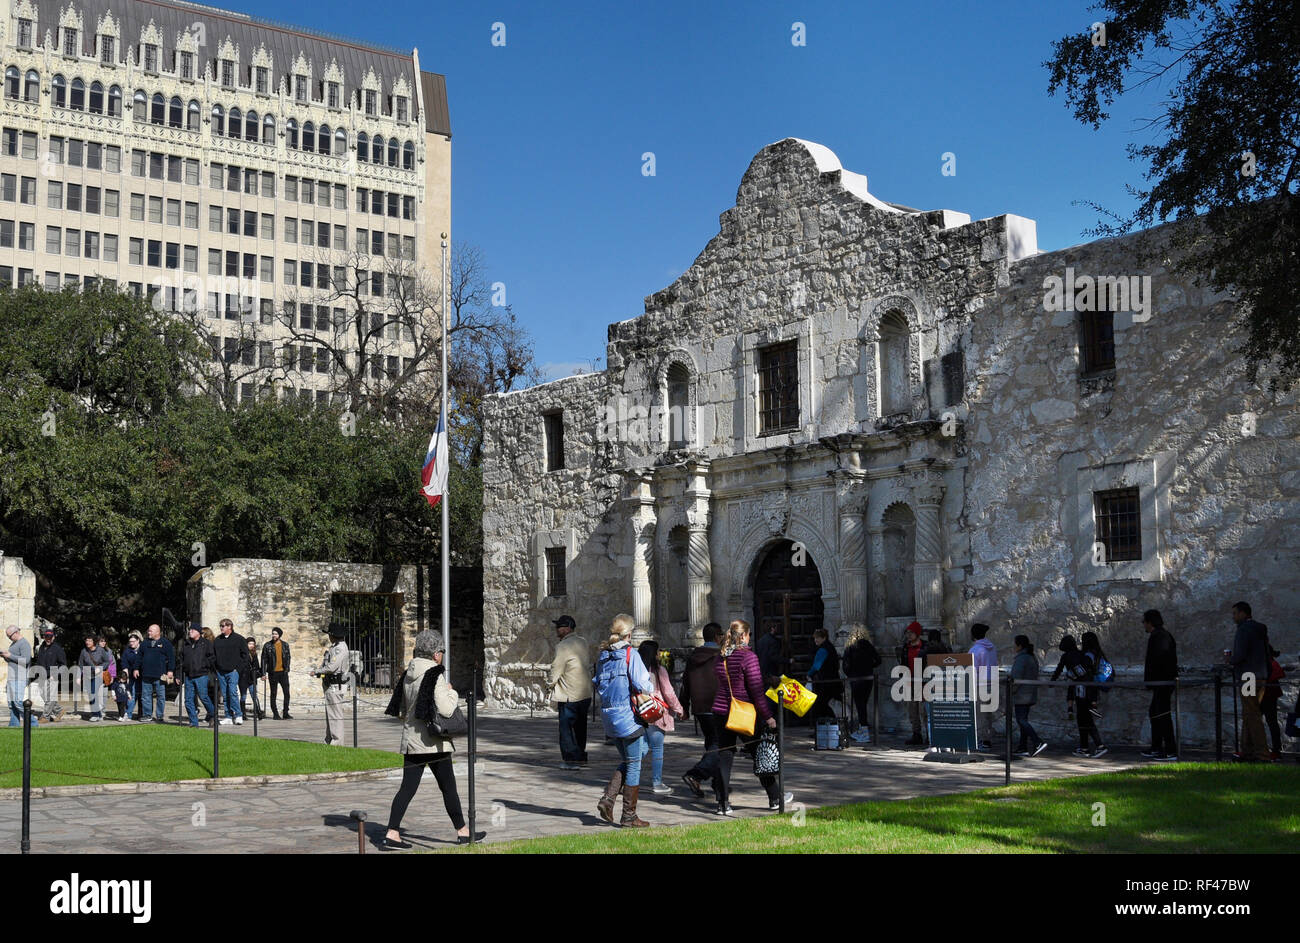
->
xmin=0 ymin=766 xmax=400 ymax=800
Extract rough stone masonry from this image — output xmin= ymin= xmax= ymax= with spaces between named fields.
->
xmin=480 ymin=138 xmax=1299 ymax=745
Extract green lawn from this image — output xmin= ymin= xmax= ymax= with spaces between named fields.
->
xmin=0 ymin=725 xmax=400 ymax=788
xmin=471 ymin=764 xmax=1300 ymax=854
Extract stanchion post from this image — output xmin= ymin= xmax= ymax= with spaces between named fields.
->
xmin=252 ymin=684 xmax=258 ymax=738
xmin=212 ymin=676 xmax=220 ymax=779
xmin=468 ymin=667 xmax=477 ymax=841
xmin=1231 ymin=672 xmax=1239 ymax=755
xmin=21 ymin=699 xmax=32 ymax=854
xmin=777 ymin=696 xmax=785 ymax=814
xmin=1214 ymin=672 xmax=1223 ymax=762
xmin=352 ymin=672 xmax=358 ymax=748
xmin=871 ymin=671 xmax=880 ymax=749
xmin=1004 ymin=678 xmax=1012 ymax=786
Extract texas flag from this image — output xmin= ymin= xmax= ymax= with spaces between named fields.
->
xmin=420 ymin=410 xmax=448 ymax=507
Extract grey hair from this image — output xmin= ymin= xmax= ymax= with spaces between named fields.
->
xmin=412 ymin=630 xmax=445 ymax=660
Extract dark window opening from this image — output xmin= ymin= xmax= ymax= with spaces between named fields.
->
xmin=545 ymin=547 xmax=567 ymax=598
xmin=1094 ymin=487 xmax=1141 ymax=563
xmin=758 ymin=340 xmax=799 ymax=434
xmin=544 ymin=411 xmax=564 ymax=471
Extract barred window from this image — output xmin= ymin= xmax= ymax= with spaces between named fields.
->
xmin=545 ymin=547 xmax=567 ymax=598
xmin=1094 ymin=488 xmax=1141 ymax=563
xmin=758 ymin=340 xmax=799 ymax=435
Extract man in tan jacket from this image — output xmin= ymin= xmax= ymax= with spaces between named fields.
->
xmin=549 ymin=615 xmax=593 ymax=769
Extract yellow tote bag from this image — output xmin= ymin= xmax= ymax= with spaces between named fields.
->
xmin=765 ymin=675 xmax=818 ymax=717
xmin=722 ymin=655 xmax=756 ymax=735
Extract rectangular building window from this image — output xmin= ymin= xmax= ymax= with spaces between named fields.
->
xmin=180 ymin=51 xmax=193 ymax=80
xmin=545 ymin=547 xmax=567 ymax=597
xmin=1093 ymin=487 xmax=1141 ymax=563
xmin=103 ymin=234 xmax=117 ymax=262
xmin=105 ymin=189 xmax=119 ymax=217
xmin=255 ymin=67 xmax=268 ymax=94
xmin=18 ymin=222 xmax=33 ymax=251
xmin=758 ymin=341 xmax=799 ymax=435
xmin=1080 ymin=309 xmax=1115 ymax=377
xmin=544 ymin=411 xmax=564 ymax=471
xmin=47 ymin=181 xmax=63 ymax=209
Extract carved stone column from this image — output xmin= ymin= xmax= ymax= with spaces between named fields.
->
xmin=867 ymin=526 xmax=886 ymax=630
xmin=621 ymin=473 xmax=657 ymax=643
xmin=835 ymin=477 xmax=868 ymax=636
xmin=911 ymin=476 xmax=945 ymax=628
xmin=683 ymin=460 xmax=712 ymax=646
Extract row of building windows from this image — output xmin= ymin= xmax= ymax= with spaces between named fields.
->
xmin=7 ymin=33 xmax=414 ymax=121
xmin=1 ymin=128 xmax=420 ymax=210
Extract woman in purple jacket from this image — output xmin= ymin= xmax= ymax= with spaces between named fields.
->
xmin=711 ymin=619 xmax=794 ymax=815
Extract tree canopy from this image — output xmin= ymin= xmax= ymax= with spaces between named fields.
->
xmin=1046 ymin=0 xmax=1300 ymax=388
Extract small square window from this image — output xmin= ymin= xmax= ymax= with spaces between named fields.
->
xmin=1094 ymin=488 xmax=1141 ymax=563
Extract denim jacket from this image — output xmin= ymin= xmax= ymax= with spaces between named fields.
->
xmin=595 ymin=643 xmax=653 ymax=739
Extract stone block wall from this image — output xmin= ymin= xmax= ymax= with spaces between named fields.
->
xmin=960 ymin=226 xmax=1300 ymax=672
xmin=0 ymin=555 xmax=37 ymax=688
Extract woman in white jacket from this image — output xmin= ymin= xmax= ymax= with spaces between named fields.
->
xmin=381 ymin=630 xmax=485 ymax=849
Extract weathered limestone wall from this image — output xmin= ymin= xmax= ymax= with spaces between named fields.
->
xmin=187 ymin=558 xmax=432 ymax=704
xmin=961 ymin=228 xmax=1300 ymax=671
xmin=0 ymin=555 xmax=37 ymax=688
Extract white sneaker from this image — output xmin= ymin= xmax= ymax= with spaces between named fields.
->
xmin=234 ymin=717 xmax=244 ymax=725
xmin=218 ymin=718 xmax=233 ymax=726
xmin=651 ymin=782 xmax=671 ymax=795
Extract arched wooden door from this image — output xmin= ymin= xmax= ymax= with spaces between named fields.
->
xmin=752 ymin=539 xmax=824 ymax=677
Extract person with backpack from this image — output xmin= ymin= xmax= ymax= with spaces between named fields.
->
xmin=1052 ymin=636 xmax=1102 ymax=757
xmin=844 ymin=625 xmax=882 ymax=743
xmin=1141 ymin=610 xmax=1178 ymax=760
xmin=594 ymin=613 xmax=656 ymax=828
xmin=1010 ymin=635 xmax=1046 ymax=756
xmin=1079 ymin=631 xmax=1110 ymax=757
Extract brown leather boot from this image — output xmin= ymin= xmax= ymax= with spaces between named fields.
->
xmin=597 ymin=769 xmax=624 ymax=823
xmin=620 ymin=785 xmax=649 ymax=827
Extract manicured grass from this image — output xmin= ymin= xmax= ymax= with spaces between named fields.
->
xmin=0 ymin=725 xmax=401 ymax=788
xmin=471 ymin=764 xmax=1300 ymax=854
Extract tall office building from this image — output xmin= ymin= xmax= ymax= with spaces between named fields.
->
xmin=1 ymin=0 xmax=451 ymax=403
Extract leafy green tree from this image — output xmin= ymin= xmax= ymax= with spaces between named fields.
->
xmin=1046 ymin=0 xmax=1300 ymax=388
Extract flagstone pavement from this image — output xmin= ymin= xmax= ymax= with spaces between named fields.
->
xmin=2 ymin=705 xmax=1168 ymax=854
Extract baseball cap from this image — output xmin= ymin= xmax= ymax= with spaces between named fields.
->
xmin=552 ymin=615 xmax=576 ymax=629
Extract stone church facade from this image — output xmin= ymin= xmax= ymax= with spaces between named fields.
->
xmin=480 ymin=138 xmax=1299 ymax=711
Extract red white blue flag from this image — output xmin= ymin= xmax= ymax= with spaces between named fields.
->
xmin=420 ymin=410 xmax=448 ymax=507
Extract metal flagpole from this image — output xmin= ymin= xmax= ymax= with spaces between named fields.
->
xmin=440 ymin=234 xmax=451 ymax=679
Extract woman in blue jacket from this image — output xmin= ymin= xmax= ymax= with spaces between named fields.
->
xmin=594 ymin=613 xmax=655 ymax=828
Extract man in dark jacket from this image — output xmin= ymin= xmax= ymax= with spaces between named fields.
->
xmin=679 ymin=622 xmax=723 ymax=799
xmin=119 ymin=634 xmax=143 ymax=722
xmin=260 ymin=627 xmax=293 ymax=719
xmin=35 ymin=628 xmax=67 ymax=722
xmin=180 ymin=625 xmax=215 ymax=727
xmin=1141 ymin=610 xmax=1178 ymax=760
xmin=754 ymin=622 xmax=786 ymax=687
xmin=1230 ymin=602 xmax=1271 ymax=762
xmin=76 ymin=636 xmax=109 ymax=721
xmin=212 ymin=619 xmax=249 ymax=725
xmin=137 ymin=623 xmax=175 ymax=723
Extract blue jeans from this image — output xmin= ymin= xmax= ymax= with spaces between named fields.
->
xmin=126 ymin=678 xmax=142 ymax=719
xmin=615 ymin=734 xmax=648 ymax=788
xmin=183 ymin=676 xmax=214 ymax=727
xmin=7 ymin=686 xmax=37 ymax=727
xmin=643 ymin=725 xmax=665 ymax=784
xmin=557 ymin=699 xmax=590 ymax=762
xmin=140 ymin=680 xmax=165 ymax=720
xmin=216 ymin=670 xmax=241 ymax=718
xmin=1014 ymin=704 xmax=1040 ymax=751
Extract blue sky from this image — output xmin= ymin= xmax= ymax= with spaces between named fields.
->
xmin=268 ymin=0 xmax=1163 ymax=380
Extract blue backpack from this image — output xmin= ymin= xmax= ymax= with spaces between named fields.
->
xmin=1094 ymin=656 xmax=1114 ymax=684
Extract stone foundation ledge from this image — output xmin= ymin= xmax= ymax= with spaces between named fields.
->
xmin=0 ymin=765 xmax=402 ymax=801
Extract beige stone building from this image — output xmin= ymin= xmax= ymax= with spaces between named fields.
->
xmin=0 ymin=0 xmax=451 ymax=403
xmin=481 ymin=138 xmax=1300 ymax=735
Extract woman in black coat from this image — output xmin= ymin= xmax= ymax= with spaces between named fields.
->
xmin=239 ymin=637 xmax=265 ymax=720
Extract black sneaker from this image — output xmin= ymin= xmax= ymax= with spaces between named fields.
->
xmin=282 ymin=712 xmax=293 ymax=720
xmin=681 ymin=773 xmax=704 ymax=799
xmin=379 ymin=836 xmax=413 ymax=851
xmin=1154 ymin=753 xmax=1178 ymax=761
xmin=1031 ymin=742 xmax=1048 ymax=757
xmin=1140 ymin=750 xmax=1163 ymax=759
xmin=1091 ymin=745 xmax=1109 ymax=758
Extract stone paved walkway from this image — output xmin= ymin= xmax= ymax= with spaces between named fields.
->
xmin=3 ymin=706 xmax=1174 ymax=853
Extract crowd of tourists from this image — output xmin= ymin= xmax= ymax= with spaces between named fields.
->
xmin=539 ymin=599 xmax=1291 ymax=826
xmin=2 ymin=620 xmax=296 ymax=727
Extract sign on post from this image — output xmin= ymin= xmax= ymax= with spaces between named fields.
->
xmin=925 ymin=652 xmax=978 ymax=758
